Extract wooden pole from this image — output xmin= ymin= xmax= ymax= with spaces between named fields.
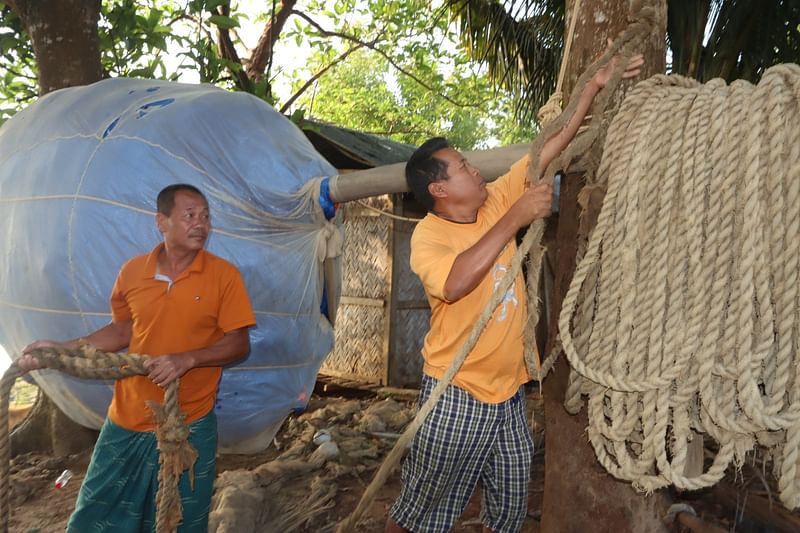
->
xmin=328 ymin=143 xmax=529 ymax=203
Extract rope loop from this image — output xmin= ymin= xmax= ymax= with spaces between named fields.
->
xmin=1 ymin=346 xmax=194 ymax=533
xmin=560 ymin=64 xmax=800 ymax=508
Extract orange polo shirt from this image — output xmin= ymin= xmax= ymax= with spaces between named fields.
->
xmin=108 ymin=243 xmax=256 ymax=431
xmin=410 ymin=155 xmax=534 ymax=403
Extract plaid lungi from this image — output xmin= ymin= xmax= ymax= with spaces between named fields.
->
xmin=390 ymin=374 xmax=534 ymax=533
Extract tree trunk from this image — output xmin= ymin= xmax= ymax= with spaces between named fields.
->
xmin=7 ymin=0 xmax=103 ymax=95
xmin=540 ymin=1 xmax=669 ymax=532
xmin=6 ymin=0 xmax=103 ymax=456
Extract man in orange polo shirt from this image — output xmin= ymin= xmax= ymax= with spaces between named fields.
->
xmin=387 ymin=49 xmax=644 ymax=533
xmin=19 ymin=184 xmax=256 ymax=532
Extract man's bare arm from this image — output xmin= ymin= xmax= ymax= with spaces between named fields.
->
xmin=18 ymin=320 xmax=133 ymax=372
xmin=143 ymin=327 xmax=251 ymax=387
xmin=535 ymin=48 xmax=645 ymax=179
xmin=443 ymin=183 xmax=552 ymax=302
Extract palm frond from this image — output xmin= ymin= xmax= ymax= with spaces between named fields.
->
xmin=444 ymin=0 xmax=800 ymax=129
xmin=668 ymin=0 xmax=800 ymax=83
xmin=438 ymin=0 xmax=564 ymax=125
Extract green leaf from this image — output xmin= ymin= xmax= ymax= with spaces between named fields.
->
xmin=0 ymin=34 xmax=20 ymax=54
xmin=205 ymin=0 xmax=229 ymax=11
xmin=128 ymin=67 xmax=157 ymax=79
xmin=290 ymin=108 xmax=306 ymax=124
xmin=208 ymin=15 xmax=239 ymax=30
xmin=253 ymin=78 xmax=269 ymax=98
xmin=147 ymin=8 xmax=162 ymax=26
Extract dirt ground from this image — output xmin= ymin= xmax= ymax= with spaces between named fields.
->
xmin=7 ymin=387 xmax=800 ymax=533
xmin=7 ymin=453 xmax=543 ymax=533
xmin=7 ymin=391 xmax=545 ymax=533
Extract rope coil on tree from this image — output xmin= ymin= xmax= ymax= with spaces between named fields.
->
xmin=524 ymin=6 xmax=655 ymax=383
xmin=335 ymin=5 xmax=657 ymax=531
xmin=559 ymin=64 xmax=800 ymax=507
xmin=0 ymin=345 xmax=196 ymax=533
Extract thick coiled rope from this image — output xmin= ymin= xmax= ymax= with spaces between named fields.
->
xmin=0 ymin=345 xmax=196 ymax=533
xmin=335 ymin=5 xmax=657 ymax=531
xmin=559 ymin=64 xmax=800 ymax=508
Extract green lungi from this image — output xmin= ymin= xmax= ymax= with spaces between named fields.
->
xmin=67 ymin=410 xmax=217 ymax=533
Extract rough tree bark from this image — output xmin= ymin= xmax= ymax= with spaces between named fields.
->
xmin=246 ymin=0 xmax=298 ymax=80
xmin=6 ymin=0 xmax=103 ymax=456
xmin=540 ymin=1 xmax=670 ymax=532
xmin=6 ymin=0 xmax=103 ymax=95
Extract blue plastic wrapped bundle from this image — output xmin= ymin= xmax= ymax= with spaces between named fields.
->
xmin=0 ymin=78 xmax=340 ymax=452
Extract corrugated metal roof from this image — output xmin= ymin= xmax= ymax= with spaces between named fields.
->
xmin=301 ymin=120 xmax=416 ymax=170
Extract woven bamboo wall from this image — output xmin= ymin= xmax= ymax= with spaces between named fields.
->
xmin=321 ymin=195 xmax=391 ymax=383
xmin=320 ymin=194 xmax=429 ymax=387
xmin=389 ymin=212 xmax=428 ymax=388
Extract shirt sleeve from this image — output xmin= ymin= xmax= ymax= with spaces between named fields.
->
xmin=409 ymin=223 xmax=457 ymax=303
xmin=486 ymin=154 xmax=531 ymax=210
xmin=217 ymin=266 xmax=257 ymax=333
xmin=109 ymin=264 xmax=132 ymax=322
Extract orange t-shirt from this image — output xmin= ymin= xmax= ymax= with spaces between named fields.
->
xmin=410 ymin=155 xmax=535 ymax=403
xmin=108 ymin=243 xmax=256 ymax=431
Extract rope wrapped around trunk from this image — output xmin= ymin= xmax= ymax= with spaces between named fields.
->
xmin=559 ymin=64 xmax=800 ymax=508
xmin=0 ymin=345 xmax=195 ymax=533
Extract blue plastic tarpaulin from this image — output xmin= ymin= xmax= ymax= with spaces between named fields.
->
xmin=0 ymin=78 xmax=341 ymax=452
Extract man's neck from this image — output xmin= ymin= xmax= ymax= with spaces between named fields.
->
xmin=158 ymin=245 xmax=199 ymax=279
xmin=431 ymin=205 xmax=478 ymax=224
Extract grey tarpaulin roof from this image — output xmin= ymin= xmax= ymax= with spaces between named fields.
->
xmin=301 ymin=119 xmax=415 ymax=170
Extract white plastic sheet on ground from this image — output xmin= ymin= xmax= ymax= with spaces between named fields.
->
xmin=0 ymin=78 xmax=340 ymax=453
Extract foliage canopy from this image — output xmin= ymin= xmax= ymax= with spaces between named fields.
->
xmin=0 ymin=0 xmax=533 ymax=148
xmin=1 ymin=0 xmax=798 ymax=145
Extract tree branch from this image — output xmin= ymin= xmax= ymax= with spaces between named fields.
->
xmin=16 ymin=91 xmax=37 ymax=103
xmin=279 ymin=40 xmax=369 ymax=114
xmin=215 ymin=1 xmax=251 ymax=91
xmin=291 ymin=10 xmax=485 ymax=109
xmin=3 ymin=64 xmax=37 ymax=81
xmin=247 ymin=0 xmax=298 ymax=80
xmin=4 ymin=0 xmax=20 ymax=14
xmin=171 ymin=13 xmax=215 ymax=41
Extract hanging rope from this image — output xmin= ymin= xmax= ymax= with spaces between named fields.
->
xmin=537 ymin=0 xmax=583 ymax=127
xmin=559 ymin=64 xmax=800 ymax=508
xmin=335 ymin=5 xmax=657 ymax=531
xmin=354 ymin=199 xmax=422 ymax=222
xmin=0 ymin=345 xmax=195 ymax=533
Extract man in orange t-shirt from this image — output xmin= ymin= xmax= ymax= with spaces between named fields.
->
xmin=387 ymin=50 xmax=644 ymax=533
xmin=20 ymin=184 xmax=256 ymax=532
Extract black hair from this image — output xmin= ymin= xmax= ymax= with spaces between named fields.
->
xmin=405 ymin=137 xmax=451 ymax=212
xmin=156 ymin=184 xmax=208 ymax=216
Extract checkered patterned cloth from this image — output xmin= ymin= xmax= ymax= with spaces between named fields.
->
xmin=390 ymin=374 xmax=534 ymax=532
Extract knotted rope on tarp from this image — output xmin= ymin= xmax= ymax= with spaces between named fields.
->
xmin=335 ymin=5 xmax=657 ymax=532
xmin=0 ymin=345 xmax=195 ymax=533
xmin=559 ymin=64 xmax=800 ymax=508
